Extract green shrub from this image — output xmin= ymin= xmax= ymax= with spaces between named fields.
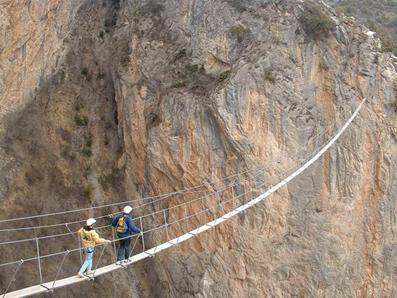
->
xmin=97 ymin=71 xmax=105 ymax=80
xmin=173 ymin=49 xmax=187 ymax=62
xmin=83 ymin=185 xmax=92 ymax=197
xmin=138 ymin=1 xmax=164 ymax=16
xmin=381 ymin=37 xmax=397 ymax=53
xmin=227 ymin=0 xmax=248 ymax=13
xmin=299 ymin=2 xmax=335 ymax=38
xmin=75 ymin=115 xmax=89 ymax=126
xmin=81 ymin=148 xmax=93 ymax=157
xmin=104 ymin=18 xmax=116 ymax=28
xmin=104 ymin=135 xmax=110 ymax=146
xmin=230 ymin=25 xmax=251 ymax=43
xmin=74 ymin=103 xmax=83 ymax=111
xmin=80 ymin=67 xmax=91 ymax=81
xmin=218 ymin=70 xmax=232 ymax=82
xmin=111 ymin=0 xmax=120 ymax=9
xmin=81 ymin=67 xmax=88 ymax=76
xmin=170 ymin=59 xmax=213 ymax=93
xmin=264 ymin=68 xmax=275 ymax=83
xmin=171 ymin=81 xmax=187 ymax=88
xmin=319 ymin=58 xmax=329 ymax=71
xmin=185 ymin=63 xmax=200 ymax=73
xmin=61 ymin=146 xmax=76 ymax=161
xmin=86 ymin=133 xmax=93 ymax=147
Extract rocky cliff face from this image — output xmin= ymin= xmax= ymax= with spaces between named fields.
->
xmin=0 ymin=0 xmax=397 ymax=297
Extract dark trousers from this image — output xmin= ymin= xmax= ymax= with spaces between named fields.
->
xmin=117 ymin=236 xmax=131 ymax=261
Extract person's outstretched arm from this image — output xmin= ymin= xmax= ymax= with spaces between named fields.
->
xmin=127 ymin=217 xmax=141 ymax=234
xmin=91 ymin=230 xmax=108 ymax=244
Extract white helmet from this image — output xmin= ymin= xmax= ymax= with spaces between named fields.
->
xmin=123 ymin=206 xmax=132 ymax=214
xmin=86 ymin=218 xmax=96 ymax=226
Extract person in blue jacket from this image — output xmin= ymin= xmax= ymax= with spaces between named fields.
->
xmin=112 ymin=205 xmax=141 ymax=264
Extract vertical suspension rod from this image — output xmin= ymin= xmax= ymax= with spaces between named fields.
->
xmin=51 ymin=250 xmax=69 ymax=289
xmin=163 ymin=209 xmax=169 ymax=241
xmin=139 ymin=217 xmax=145 ymax=252
xmin=35 ymin=238 xmax=43 ymax=285
xmin=2 ymin=260 xmax=24 ymax=298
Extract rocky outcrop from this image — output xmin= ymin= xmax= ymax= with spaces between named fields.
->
xmin=0 ymin=0 xmax=396 ymax=297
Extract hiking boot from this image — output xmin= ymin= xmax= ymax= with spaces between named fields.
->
xmin=116 ymin=260 xmax=123 ymax=265
xmin=77 ymin=272 xmax=84 ymax=278
xmin=123 ymin=259 xmax=129 ymax=264
xmin=86 ymin=270 xmax=94 ymax=275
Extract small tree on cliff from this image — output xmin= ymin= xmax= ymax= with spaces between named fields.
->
xmin=299 ymin=2 xmax=335 ymax=39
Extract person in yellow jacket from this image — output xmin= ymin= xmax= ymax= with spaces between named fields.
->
xmin=77 ymin=218 xmax=110 ymax=278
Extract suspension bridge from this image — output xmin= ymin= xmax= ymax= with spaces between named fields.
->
xmin=0 ymin=98 xmax=366 ymax=297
